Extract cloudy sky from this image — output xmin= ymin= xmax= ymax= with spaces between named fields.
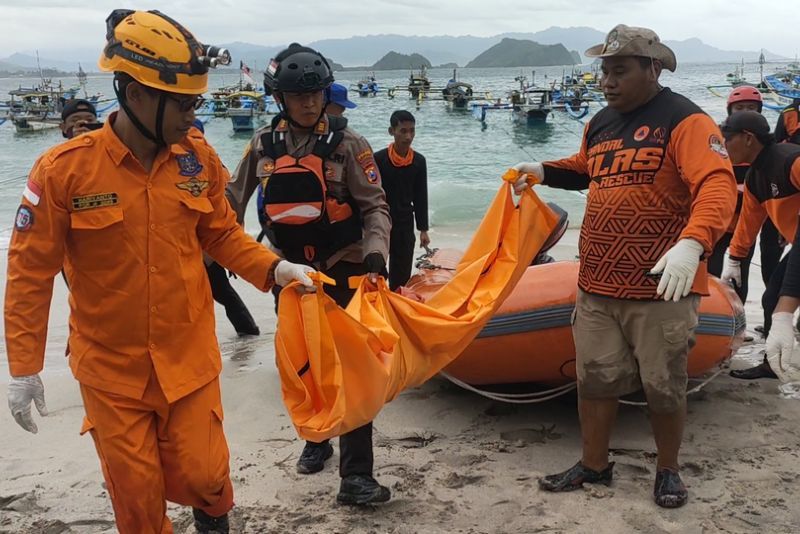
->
xmin=1 ymin=0 xmax=796 ymax=57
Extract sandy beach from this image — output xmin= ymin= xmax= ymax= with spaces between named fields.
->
xmin=2 ymin=229 xmax=800 ymax=534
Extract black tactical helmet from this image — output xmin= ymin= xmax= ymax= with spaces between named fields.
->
xmin=264 ymin=43 xmax=334 ymax=94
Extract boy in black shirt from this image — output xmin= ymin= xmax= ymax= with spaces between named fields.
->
xmin=374 ymin=110 xmax=431 ymax=289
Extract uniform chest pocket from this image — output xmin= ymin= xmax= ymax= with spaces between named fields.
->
xmin=68 ymin=206 xmax=125 ymax=269
xmin=179 ymin=196 xmax=214 ymax=216
xmin=169 ymin=196 xmax=214 ymax=250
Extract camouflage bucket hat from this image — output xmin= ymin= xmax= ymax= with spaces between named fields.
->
xmin=585 ymin=24 xmax=677 ymax=72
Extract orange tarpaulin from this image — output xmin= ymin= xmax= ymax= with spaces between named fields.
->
xmin=275 ymin=183 xmax=560 ymax=441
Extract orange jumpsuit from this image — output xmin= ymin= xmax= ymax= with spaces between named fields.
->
xmin=5 ymin=115 xmax=280 ymax=533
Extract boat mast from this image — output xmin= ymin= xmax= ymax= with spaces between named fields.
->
xmin=36 ymin=50 xmax=45 ymax=89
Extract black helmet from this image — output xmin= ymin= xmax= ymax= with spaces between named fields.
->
xmin=264 ymin=44 xmax=334 ymax=94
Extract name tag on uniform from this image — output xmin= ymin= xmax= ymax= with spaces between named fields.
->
xmin=72 ymin=193 xmax=119 ymax=211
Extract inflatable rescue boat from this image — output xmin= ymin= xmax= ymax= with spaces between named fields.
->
xmin=403 ymin=205 xmax=746 ymax=387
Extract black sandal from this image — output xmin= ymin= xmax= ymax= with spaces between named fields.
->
xmin=653 ymin=468 xmax=688 ymax=508
xmin=538 ymin=461 xmax=614 ymax=492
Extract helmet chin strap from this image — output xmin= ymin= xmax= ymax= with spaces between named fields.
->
xmin=113 ymin=76 xmax=168 ymax=147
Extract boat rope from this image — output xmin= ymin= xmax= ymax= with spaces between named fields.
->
xmin=618 ymin=363 xmax=730 ymax=406
xmin=439 ymin=371 xmax=577 ymax=404
xmin=441 ymin=361 xmax=730 ymax=405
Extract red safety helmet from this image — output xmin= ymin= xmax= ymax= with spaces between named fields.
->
xmin=727 ymin=85 xmax=763 ymax=114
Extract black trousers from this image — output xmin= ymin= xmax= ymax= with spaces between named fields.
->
xmin=273 ymin=260 xmax=374 ymax=477
xmin=759 ymin=218 xmax=785 ymax=285
xmin=205 ymin=262 xmax=259 ymax=335
xmin=708 ymin=231 xmax=754 ymax=303
xmin=388 ymin=225 xmax=416 ymax=291
xmin=761 ymin=254 xmax=788 ymax=336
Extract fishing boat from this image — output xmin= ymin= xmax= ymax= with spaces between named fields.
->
xmin=351 ymin=74 xmax=379 ymax=97
xmin=725 ymin=59 xmax=748 ymax=86
xmin=404 ymin=213 xmax=745 ymax=389
xmin=551 ymin=82 xmax=592 ymax=119
xmin=7 ymin=83 xmax=83 ymax=133
xmin=408 ymin=65 xmax=431 ymax=100
xmin=387 ymin=66 xmax=435 ymax=103
xmin=441 ymin=70 xmax=493 ymax=111
xmin=4 ymin=59 xmax=107 ymax=133
xmin=508 ymin=74 xmax=554 ymax=124
xmin=222 ymin=91 xmax=279 ymax=132
xmin=763 ymin=75 xmax=800 ymax=101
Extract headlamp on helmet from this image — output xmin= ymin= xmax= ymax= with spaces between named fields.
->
xmin=99 ymin=9 xmax=231 ymax=95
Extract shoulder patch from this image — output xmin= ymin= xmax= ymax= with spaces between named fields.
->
xmin=708 ymin=134 xmax=728 ymax=158
xmin=14 ymin=205 xmax=34 ymax=232
xmin=364 ymin=165 xmax=379 ymax=184
xmin=356 ymin=149 xmax=373 ymax=163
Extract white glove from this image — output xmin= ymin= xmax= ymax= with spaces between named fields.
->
xmin=720 ymin=256 xmax=742 ymax=287
xmin=765 ymin=312 xmax=798 ymax=382
xmin=512 ymin=162 xmax=544 ymax=194
xmin=771 ymin=346 xmax=800 ymax=384
xmin=8 ymin=374 xmax=48 ymax=434
xmin=650 ymin=238 xmax=705 ymax=302
xmin=274 ymin=260 xmax=316 ymax=289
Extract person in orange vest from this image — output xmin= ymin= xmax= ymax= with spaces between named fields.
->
xmin=707 ymin=88 xmax=784 ymax=340
xmin=775 ymin=98 xmax=800 ymax=145
xmin=720 ymin=111 xmax=800 ymax=380
xmin=513 ymin=25 xmax=736 ymax=508
xmin=227 ymin=44 xmax=392 ymax=505
xmin=4 ymin=10 xmax=314 ymax=533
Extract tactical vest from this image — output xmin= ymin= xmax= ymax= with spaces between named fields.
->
xmin=260 ymin=115 xmax=363 ymax=264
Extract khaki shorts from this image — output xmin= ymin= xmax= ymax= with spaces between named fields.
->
xmin=572 ymin=289 xmax=700 ymax=413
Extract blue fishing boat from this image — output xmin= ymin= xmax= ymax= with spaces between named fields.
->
xmin=352 ymin=75 xmax=379 ymax=97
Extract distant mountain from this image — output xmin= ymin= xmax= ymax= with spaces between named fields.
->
xmin=5 ymin=28 xmax=790 ymax=74
xmin=371 ymin=52 xmax=431 ymax=71
xmin=437 ymin=62 xmax=459 ymax=69
xmin=501 ymin=27 xmax=606 ymax=60
xmin=466 ymin=38 xmax=576 ymax=68
xmin=663 ymin=38 xmax=784 ymax=63
xmin=3 ymin=53 xmax=87 ymax=73
xmin=308 ymin=35 xmax=486 ymax=67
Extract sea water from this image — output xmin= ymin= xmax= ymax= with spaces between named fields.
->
xmin=0 ymin=63 xmax=785 ymax=249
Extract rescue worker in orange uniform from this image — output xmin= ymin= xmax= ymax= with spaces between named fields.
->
xmin=707 ymin=87 xmax=761 ymax=302
xmin=708 ymin=87 xmax=783 ymax=341
xmin=227 ymin=43 xmax=392 ymax=505
xmin=513 ymin=25 xmax=736 ymax=508
xmin=775 ymin=98 xmax=800 ymax=145
xmin=4 ymin=10 xmax=315 ymax=534
xmin=721 ymin=111 xmax=800 ymax=379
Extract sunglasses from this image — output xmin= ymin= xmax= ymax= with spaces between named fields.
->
xmin=165 ymin=94 xmax=206 ymax=112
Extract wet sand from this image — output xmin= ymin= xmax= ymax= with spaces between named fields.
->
xmin=2 ymin=230 xmax=800 ymax=533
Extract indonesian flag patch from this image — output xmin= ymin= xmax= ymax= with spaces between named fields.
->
xmin=23 ymin=178 xmax=42 ymax=206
